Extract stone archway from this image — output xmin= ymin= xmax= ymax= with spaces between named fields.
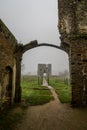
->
xmin=15 ymin=40 xmax=69 ymax=104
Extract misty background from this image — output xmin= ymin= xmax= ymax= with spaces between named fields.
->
xmin=0 ymin=0 xmax=69 ymax=75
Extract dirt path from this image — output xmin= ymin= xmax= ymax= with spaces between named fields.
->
xmin=42 ymin=78 xmax=60 ymax=102
xmin=14 ymin=79 xmax=87 ymax=130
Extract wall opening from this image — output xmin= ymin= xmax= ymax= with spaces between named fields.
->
xmin=3 ymin=66 xmax=13 ymax=105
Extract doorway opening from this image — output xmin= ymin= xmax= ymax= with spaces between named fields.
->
xmin=3 ymin=66 xmax=13 ymax=105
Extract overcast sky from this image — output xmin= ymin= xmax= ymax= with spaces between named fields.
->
xmin=0 ymin=0 xmax=69 ymax=75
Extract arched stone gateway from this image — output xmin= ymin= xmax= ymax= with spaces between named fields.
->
xmin=14 ymin=40 xmax=68 ymax=103
xmin=0 ymin=0 xmax=87 ymax=107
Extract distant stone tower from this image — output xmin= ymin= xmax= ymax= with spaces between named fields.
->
xmin=38 ymin=64 xmax=51 ymax=85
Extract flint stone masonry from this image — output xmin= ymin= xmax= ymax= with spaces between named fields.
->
xmin=0 ymin=19 xmax=38 ymax=107
xmin=58 ymin=0 xmax=87 ymax=106
xmin=58 ymin=0 xmax=87 ymax=35
xmin=0 ymin=20 xmax=17 ymax=106
xmin=38 ymin=64 xmax=51 ymax=84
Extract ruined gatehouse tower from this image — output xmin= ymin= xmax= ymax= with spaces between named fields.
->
xmin=38 ymin=64 xmax=51 ymax=84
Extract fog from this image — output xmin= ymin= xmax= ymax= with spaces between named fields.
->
xmin=0 ymin=0 xmax=69 ymax=75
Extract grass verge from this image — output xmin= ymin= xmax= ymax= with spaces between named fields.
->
xmin=49 ymin=77 xmax=71 ymax=103
xmin=0 ymin=106 xmax=25 ymax=130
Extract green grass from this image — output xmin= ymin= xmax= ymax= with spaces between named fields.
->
xmin=0 ymin=76 xmax=71 ymax=130
xmin=21 ymin=75 xmax=39 ymax=88
xmin=0 ymin=76 xmax=53 ymax=130
xmin=0 ymin=107 xmax=25 ymax=130
xmin=49 ymin=77 xmax=71 ymax=103
xmin=21 ymin=76 xmax=54 ymax=105
xmin=21 ymin=75 xmax=71 ymax=104
xmin=22 ymin=89 xmax=53 ymax=105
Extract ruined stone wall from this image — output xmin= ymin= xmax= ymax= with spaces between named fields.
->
xmin=58 ymin=0 xmax=87 ymax=106
xmin=0 ymin=19 xmax=17 ymax=70
xmin=58 ymin=0 xmax=87 ymax=36
xmin=0 ymin=20 xmax=40 ymax=106
xmin=0 ymin=19 xmax=17 ymax=106
xmin=69 ymin=39 xmax=87 ymax=105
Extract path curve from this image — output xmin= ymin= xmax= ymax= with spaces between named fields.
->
xmin=42 ymin=78 xmax=60 ymax=102
xmin=14 ymin=79 xmax=87 ymax=130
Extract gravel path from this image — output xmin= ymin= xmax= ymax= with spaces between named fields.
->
xmin=14 ymin=79 xmax=87 ymax=130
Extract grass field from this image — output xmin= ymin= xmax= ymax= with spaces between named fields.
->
xmin=49 ymin=76 xmax=71 ymax=103
xmin=21 ymin=75 xmax=71 ymax=104
xmin=21 ymin=76 xmax=54 ymax=105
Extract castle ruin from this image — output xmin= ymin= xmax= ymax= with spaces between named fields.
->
xmin=0 ymin=0 xmax=87 ymax=108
